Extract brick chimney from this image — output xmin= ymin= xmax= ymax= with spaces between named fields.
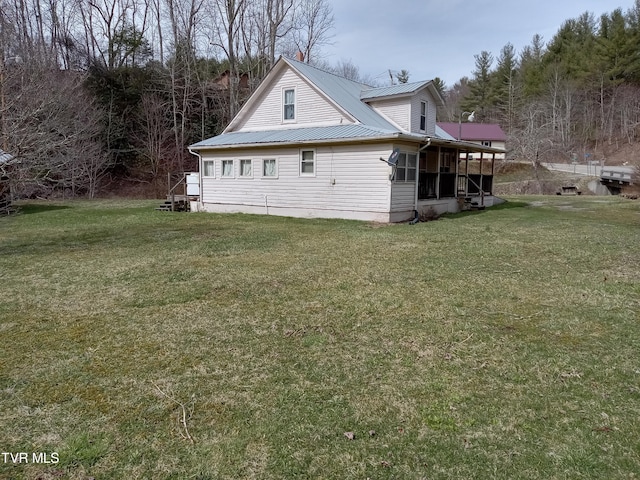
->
xmin=296 ymin=51 xmax=304 ymax=62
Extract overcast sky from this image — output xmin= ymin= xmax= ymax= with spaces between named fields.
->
xmin=322 ymin=0 xmax=635 ymax=87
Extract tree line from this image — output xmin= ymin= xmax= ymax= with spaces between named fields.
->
xmin=0 ymin=0 xmax=335 ymax=197
xmin=1 ymin=0 xmax=639 ymax=198
xmin=446 ymin=2 xmax=640 ymax=167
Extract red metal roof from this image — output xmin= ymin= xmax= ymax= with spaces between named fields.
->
xmin=437 ymin=122 xmax=507 ymax=141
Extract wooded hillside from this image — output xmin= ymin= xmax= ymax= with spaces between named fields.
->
xmin=446 ymin=3 xmax=640 ymax=168
xmin=1 ymin=0 xmax=638 ymax=198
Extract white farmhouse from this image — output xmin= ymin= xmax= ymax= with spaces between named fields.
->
xmin=189 ymin=56 xmax=504 ymax=222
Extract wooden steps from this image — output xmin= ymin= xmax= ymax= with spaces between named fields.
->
xmin=155 ymin=197 xmax=189 ymax=212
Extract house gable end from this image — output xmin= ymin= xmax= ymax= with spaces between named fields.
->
xmin=226 ymin=59 xmax=355 ymax=133
xmin=365 ymin=83 xmax=442 ymax=135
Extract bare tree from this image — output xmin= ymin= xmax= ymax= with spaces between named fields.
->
xmin=134 ymin=92 xmax=173 ymax=178
xmin=3 ymin=64 xmax=111 ymax=197
xmin=292 ymin=0 xmax=333 ymax=64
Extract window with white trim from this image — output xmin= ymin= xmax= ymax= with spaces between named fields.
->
xmin=420 ymin=101 xmax=427 ymax=131
xmin=300 ymin=150 xmax=315 ymax=175
xmin=263 ymin=158 xmax=277 ymax=177
xmin=202 ymin=160 xmax=215 ymax=177
xmin=221 ymin=159 xmax=234 ymax=177
xmin=482 ymin=140 xmax=492 ymax=147
xmin=283 ymin=88 xmax=295 ymax=121
xmin=395 ymin=152 xmax=417 ymax=182
xmin=239 ymin=159 xmax=252 ymax=177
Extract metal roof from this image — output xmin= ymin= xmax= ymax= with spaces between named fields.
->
xmin=0 ymin=150 xmax=14 ymax=164
xmin=190 ymin=124 xmax=402 ymax=149
xmin=286 ymin=58 xmax=397 ymax=130
xmin=191 ymin=57 xmax=502 ymax=155
xmin=435 ymin=125 xmax=455 ymax=141
xmin=360 ymin=81 xmax=432 ymax=100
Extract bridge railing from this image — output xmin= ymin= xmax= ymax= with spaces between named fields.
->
xmin=601 ymin=169 xmax=633 ymax=182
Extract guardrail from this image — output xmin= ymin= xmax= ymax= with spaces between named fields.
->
xmin=601 ymin=169 xmax=633 ymax=183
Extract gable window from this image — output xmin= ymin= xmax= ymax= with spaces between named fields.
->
xmin=221 ymin=159 xmax=234 ymax=177
xmin=283 ymin=88 xmax=295 ymax=121
xmin=395 ymin=152 xmax=417 ymax=182
xmin=263 ymin=158 xmax=277 ymax=177
xmin=203 ymin=160 xmax=215 ymax=177
xmin=300 ymin=150 xmax=315 ymax=175
xmin=239 ymin=159 xmax=252 ymax=177
xmin=482 ymin=140 xmax=492 ymax=147
xmin=420 ymin=101 xmax=427 ymax=131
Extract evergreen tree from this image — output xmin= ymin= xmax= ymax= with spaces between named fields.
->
xmin=519 ymin=34 xmax=546 ymax=98
xmin=492 ymin=43 xmax=518 ymax=132
xmin=461 ymin=51 xmax=494 ymax=121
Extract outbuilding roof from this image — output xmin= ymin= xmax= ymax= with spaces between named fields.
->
xmin=0 ymin=149 xmax=14 ymax=164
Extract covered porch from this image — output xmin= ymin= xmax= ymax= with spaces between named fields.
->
xmin=417 ymin=143 xmax=497 ymax=206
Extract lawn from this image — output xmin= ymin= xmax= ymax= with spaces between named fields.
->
xmin=0 ymin=196 xmax=639 ymax=479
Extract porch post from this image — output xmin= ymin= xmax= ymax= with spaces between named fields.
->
xmin=455 ymin=147 xmax=460 ymax=197
xmin=436 ymin=146 xmax=441 ymax=199
xmin=480 ymin=151 xmax=484 ymax=206
xmin=465 ymin=154 xmax=469 ymax=196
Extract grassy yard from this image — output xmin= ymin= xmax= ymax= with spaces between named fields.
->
xmin=0 ymin=196 xmax=639 ymax=479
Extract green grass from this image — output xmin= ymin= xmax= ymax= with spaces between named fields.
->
xmin=1 ymin=196 xmax=639 ymax=479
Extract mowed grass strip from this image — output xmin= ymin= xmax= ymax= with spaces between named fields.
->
xmin=0 ymin=197 xmax=639 ymax=479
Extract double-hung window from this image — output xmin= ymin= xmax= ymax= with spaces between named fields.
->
xmin=239 ymin=159 xmax=252 ymax=177
xmin=263 ymin=159 xmax=277 ymax=177
xmin=202 ymin=160 xmax=215 ymax=177
xmin=221 ymin=159 xmax=234 ymax=177
xmin=395 ymin=152 xmax=417 ymax=182
xmin=283 ymin=88 xmax=295 ymax=121
xmin=300 ymin=150 xmax=315 ymax=175
xmin=420 ymin=101 xmax=427 ymax=131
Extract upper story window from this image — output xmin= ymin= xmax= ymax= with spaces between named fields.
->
xmin=420 ymin=101 xmax=427 ymax=131
xmin=482 ymin=140 xmax=492 ymax=147
xmin=283 ymin=88 xmax=295 ymax=121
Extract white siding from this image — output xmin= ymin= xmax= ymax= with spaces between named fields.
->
xmin=410 ymin=92 xmax=438 ymax=135
xmin=199 ymin=143 xmax=394 ymax=219
xmin=390 ymin=183 xmax=415 ymax=212
xmin=235 ymin=68 xmax=351 ymax=131
xmin=368 ymin=98 xmax=411 ymax=131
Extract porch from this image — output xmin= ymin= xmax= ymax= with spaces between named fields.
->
xmin=417 ymin=145 xmax=495 ymax=203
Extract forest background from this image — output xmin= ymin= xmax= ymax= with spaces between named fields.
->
xmin=1 ymin=0 xmax=639 ymax=198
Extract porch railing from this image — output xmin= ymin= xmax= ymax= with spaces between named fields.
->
xmin=418 ymin=173 xmax=493 ymax=200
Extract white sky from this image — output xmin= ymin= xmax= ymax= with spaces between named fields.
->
xmin=323 ymin=0 xmax=634 ymax=88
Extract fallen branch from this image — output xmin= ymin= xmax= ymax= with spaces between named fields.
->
xmin=152 ymin=382 xmax=195 ymax=443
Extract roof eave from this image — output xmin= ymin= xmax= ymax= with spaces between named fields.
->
xmin=189 ymin=133 xmax=405 ymax=151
